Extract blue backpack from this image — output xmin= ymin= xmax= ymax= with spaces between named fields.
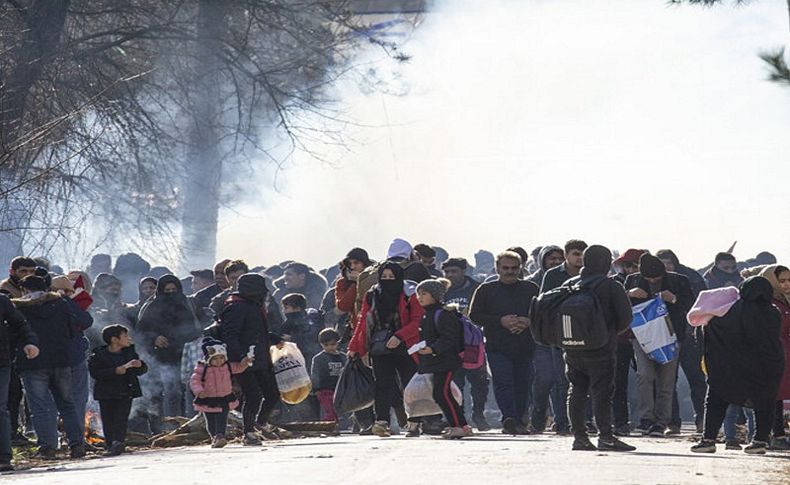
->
xmin=433 ymin=309 xmax=485 ymax=369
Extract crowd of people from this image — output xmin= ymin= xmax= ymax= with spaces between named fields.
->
xmin=0 ymin=238 xmax=788 ymax=470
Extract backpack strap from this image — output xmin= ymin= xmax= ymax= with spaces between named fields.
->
xmin=200 ymin=363 xmax=209 ymax=383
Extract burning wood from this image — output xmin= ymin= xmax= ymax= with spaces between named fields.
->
xmin=84 ymin=410 xmax=104 ymax=445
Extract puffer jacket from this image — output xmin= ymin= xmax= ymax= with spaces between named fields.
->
xmin=189 ymin=361 xmax=248 ymax=413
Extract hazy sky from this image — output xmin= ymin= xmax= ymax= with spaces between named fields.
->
xmin=217 ymin=0 xmax=790 ymax=271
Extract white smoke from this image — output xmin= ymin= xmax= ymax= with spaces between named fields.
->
xmin=217 ymin=0 xmax=790 ymax=270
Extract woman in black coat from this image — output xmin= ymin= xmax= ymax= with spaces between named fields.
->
xmin=692 ymin=276 xmax=785 ymax=455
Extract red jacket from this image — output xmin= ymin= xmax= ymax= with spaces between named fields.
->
xmin=335 ymin=279 xmax=357 ymax=323
xmin=348 ymin=287 xmax=423 ymax=356
xmin=774 ymin=298 xmax=790 ymax=400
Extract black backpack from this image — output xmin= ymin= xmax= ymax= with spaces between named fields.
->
xmin=529 ymin=276 xmax=610 ymax=350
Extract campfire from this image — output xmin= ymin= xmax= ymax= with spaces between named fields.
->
xmin=84 ymin=410 xmax=104 ymax=445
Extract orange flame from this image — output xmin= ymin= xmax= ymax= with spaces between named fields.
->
xmin=84 ymin=410 xmax=104 ymax=445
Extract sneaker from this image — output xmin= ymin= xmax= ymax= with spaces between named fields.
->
xmin=33 ymin=446 xmax=57 ymax=460
xmin=691 ymin=440 xmax=717 ymax=453
xmin=502 ymin=417 xmax=518 ymax=435
xmin=69 ymin=444 xmax=87 ymax=459
xmin=0 ymin=461 xmax=13 ymax=472
xmin=105 ymin=441 xmax=125 ymax=457
xmin=636 ymin=421 xmax=652 ymax=435
xmin=211 ymin=435 xmax=228 ymax=449
xmin=572 ymin=436 xmax=597 ymax=451
xmin=586 ymin=422 xmax=598 ymax=436
xmin=527 ymin=425 xmax=544 ymax=435
xmin=442 ymin=426 xmax=473 ymax=440
xmin=613 ymin=425 xmax=630 ymax=437
xmin=371 ymin=421 xmax=391 ymax=438
xmin=648 ymin=425 xmax=667 ymax=438
xmin=243 ymin=432 xmax=262 ymax=446
xmin=769 ymin=437 xmax=790 ymax=451
xmin=513 ymin=423 xmax=532 ymax=436
xmin=597 ymin=436 xmax=636 ymax=452
xmin=255 ymin=423 xmax=292 ymax=440
xmin=665 ymin=425 xmax=681 ymax=436
xmin=725 ymin=440 xmax=742 ymax=450
xmin=359 ymin=425 xmax=373 ymax=436
xmin=405 ymin=422 xmax=421 ymax=438
xmin=744 ymin=441 xmax=768 ymax=455
xmin=472 ymin=414 xmax=491 ymax=432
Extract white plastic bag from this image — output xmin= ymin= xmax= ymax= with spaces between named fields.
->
xmin=404 ymin=373 xmax=463 ymax=418
xmin=270 ymin=342 xmax=312 ymax=404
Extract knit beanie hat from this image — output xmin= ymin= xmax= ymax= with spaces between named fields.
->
xmin=416 ymin=278 xmax=452 ymax=304
xmin=201 ymin=337 xmax=228 ymax=361
xmin=640 ymin=253 xmax=666 ymax=279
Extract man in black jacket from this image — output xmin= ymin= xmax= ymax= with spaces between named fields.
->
xmin=469 ymin=251 xmax=538 ymax=435
xmin=624 ymin=253 xmax=694 ymax=438
xmin=217 ymin=273 xmax=283 ymax=445
xmin=0 ymin=294 xmax=38 ymax=471
xmin=540 ymin=240 xmax=587 ymax=293
xmin=563 ymin=245 xmax=635 ymax=452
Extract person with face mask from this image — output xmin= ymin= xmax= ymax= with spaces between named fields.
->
xmin=758 ymin=265 xmax=790 ymax=450
xmin=348 ymin=262 xmax=424 ymax=437
xmin=136 ymin=275 xmax=200 ymax=430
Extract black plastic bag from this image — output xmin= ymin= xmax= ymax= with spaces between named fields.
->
xmin=333 ymin=356 xmax=375 ymax=415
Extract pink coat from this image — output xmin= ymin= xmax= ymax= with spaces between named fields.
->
xmin=687 ymin=287 xmax=740 ymax=327
xmin=189 ymin=361 xmax=248 ymax=413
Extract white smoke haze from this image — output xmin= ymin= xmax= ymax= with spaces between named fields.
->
xmin=217 ymin=0 xmax=790 ymax=270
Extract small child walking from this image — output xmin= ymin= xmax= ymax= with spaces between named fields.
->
xmin=310 ymin=329 xmax=347 ymax=422
xmin=88 ymin=324 xmax=148 ymax=456
xmin=190 ymin=337 xmax=251 ymax=448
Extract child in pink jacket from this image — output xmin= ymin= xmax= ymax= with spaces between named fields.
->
xmin=190 ymin=338 xmax=252 ymax=448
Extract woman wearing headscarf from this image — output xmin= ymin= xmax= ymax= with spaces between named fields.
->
xmin=348 ymin=261 xmax=424 ymax=437
xmin=89 ymin=273 xmax=132 ymax=347
xmin=758 ymin=265 xmax=790 ymax=450
xmin=691 ymin=276 xmax=785 ymax=455
xmin=136 ymin=275 xmax=200 ymax=428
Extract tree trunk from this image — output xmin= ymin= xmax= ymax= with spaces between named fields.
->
xmin=179 ymin=0 xmax=227 ymax=271
xmin=0 ymin=1 xmax=70 ymax=265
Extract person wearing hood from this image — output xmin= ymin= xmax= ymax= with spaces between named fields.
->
xmin=414 ymin=244 xmax=443 ymax=278
xmin=123 ymin=277 xmax=157 ymax=328
xmin=279 ymin=293 xmax=323 ymax=370
xmin=215 ymin=273 xmax=285 ymax=445
xmin=540 ymin=240 xmax=588 ymax=292
xmin=691 ymin=276 xmax=785 ymax=455
xmin=0 ymin=257 xmax=36 ymax=298
xmin=469 ymin=251 xmax=538 ymax=436
xmin=561 ymin=245 xmax=635 ymax=452
xmin=0 ymin=292 xmax=38 ymax=471
xmin=12 ymin=275 xmax=91 ymax=459
xmin=211 ymin=260 xmax=284 ymax=332
xmin=758 ymin=265 xmax=790 ymax=450
xmin=90 ymin=273 xmax=133 ymax=348
xmin=654 ymin=249 xmax=709 ymax=435
xmin=136 ymin=275 xmax=200 ymax=428
xmin=528 ymin=245 xmax=564 ymax=286
xmin=348 ymin=261 xmax=424 ymax=437
xmin=703 ymin=252 xmax=744 ymax=290
xmin=335 ymin=248 xmax=373 ymax=342
xmin=272 ymin=262 xmax=327 ymax=311
xmin=625 ymin=253 xmax=695 ymax=437
xmin=529 ymin=245 xmax=572 ymax=435
xmin=442 ymin=257 xmax=490 ymax=431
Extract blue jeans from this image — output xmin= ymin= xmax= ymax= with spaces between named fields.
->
xmin=0 ymin=366 xmax=11 ymax=463
xmin=21 ymin=367 xmax=84 ymax=449
xmin=487 ymin=350 xmax=534 ymax=423
xmin=71 ymin=360 xmax=89 ymax=434
xmin=531 ymin=344 xmax=569 ymax=431
xmin=724 ymin=405 xmax=754 ymax=442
